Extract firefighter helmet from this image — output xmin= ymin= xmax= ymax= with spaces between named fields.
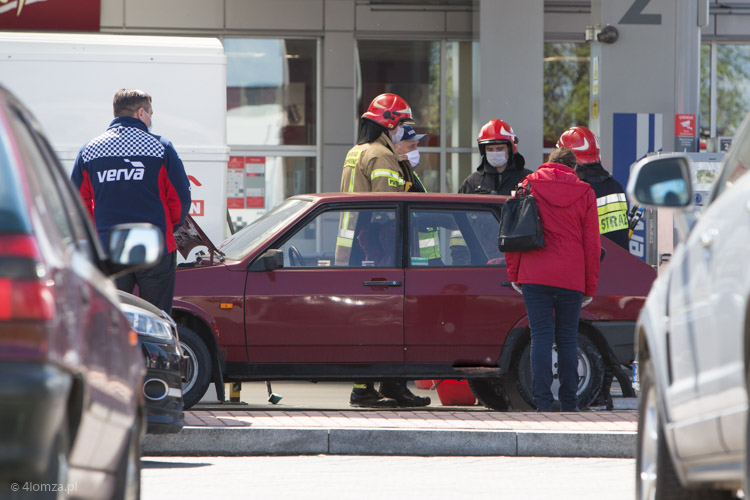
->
xmin=362 ymin=93 xmax=414 ymax=130
xmin=556 ymin=126 xmax=601 ymax=164
xmin=477 ymin=119 xmax=518 ymax=154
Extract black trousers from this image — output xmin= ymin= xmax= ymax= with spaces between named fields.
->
xmin=115 ymin=250 xmax=177 ymax=315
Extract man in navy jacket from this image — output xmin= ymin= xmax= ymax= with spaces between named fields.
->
xmin=71 ymin=88 xmax=191 ymax=314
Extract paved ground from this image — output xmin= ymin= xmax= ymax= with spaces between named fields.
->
xmin=144 ymin=381 xmax=639 ymax=459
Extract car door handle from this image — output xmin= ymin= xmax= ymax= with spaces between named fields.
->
xmin=363 ymin=280 xmax=402 ymax=287
xmin=700 ymin=228 xmax=718 ymax=248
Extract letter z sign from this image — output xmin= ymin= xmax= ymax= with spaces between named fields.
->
xmin=620 ymin=0 xmax=661 ymax=25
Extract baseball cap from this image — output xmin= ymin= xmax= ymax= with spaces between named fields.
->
xmin=401 ymin=124 xmax=426 ymax=142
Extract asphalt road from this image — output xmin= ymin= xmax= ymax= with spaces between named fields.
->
xmin=142 ymin=455 xmax=636 ymax=500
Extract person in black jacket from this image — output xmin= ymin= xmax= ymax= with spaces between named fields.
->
xmin=557 ymin=126 xmax=630 ymax=250
xmin=459 ymin=119 xmax=533 ymax=196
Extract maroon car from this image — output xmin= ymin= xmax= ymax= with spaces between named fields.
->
xmin=173 ymin=192 xmax=656 ymax=410
xmin=0 ymin=85 xmax=163 ymax=498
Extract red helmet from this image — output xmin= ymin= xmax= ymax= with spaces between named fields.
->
xmin=477 ymin=119 xmax=518 ymax=154
xmin=556 ymin=126 xmax=601 ymax=164
xmin=362 ymin=93 xmax=413 ymax=130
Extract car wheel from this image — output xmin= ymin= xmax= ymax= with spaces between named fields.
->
xmin=635 ymin=358 xmax=734 ymax=500
xmin=113 ymin=418 xmax=143 ymax=500
xmin=36 ymin=419 xmax=69 ymax=499
xmin=513 ymin=333 xmax=605 ymax=410
xmin=178 ymin=325 xmax=212 ymax=409
xmin=467 ymin=379 xmax=509 ymax=411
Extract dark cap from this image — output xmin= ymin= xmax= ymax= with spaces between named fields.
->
xmin=401 ymin=124 xmax=426 ymax=142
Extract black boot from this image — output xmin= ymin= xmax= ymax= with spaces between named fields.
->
xmin=350 ymin=382 xmax=398 ymax=408
xmin=379 ymin=380 xmax=431 ymax=407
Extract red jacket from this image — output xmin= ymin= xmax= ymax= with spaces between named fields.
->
xmin=505 ymin=162 xmax=601 ymax=296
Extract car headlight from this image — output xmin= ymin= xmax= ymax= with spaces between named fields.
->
xmin=121 ymin=305 xmax=174 ymax=342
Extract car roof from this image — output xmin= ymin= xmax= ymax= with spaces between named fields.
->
xmin=289 ymin=192 xmax=509 ymax=205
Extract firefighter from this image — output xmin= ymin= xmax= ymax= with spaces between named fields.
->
xmin=394 ymin=124 xmax=441 ymax=264
xmin=458 ymin=119 xmax=533 ymax=195
xmin=557 ymin=126 xmax=629 ymax=250
xmin=453 ymin=119 xmax=533 ymax=264
xmin=341 ymin=93 xmax=431 ymax=409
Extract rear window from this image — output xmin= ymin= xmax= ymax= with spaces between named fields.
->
xmin=0 ymin=112 xmax=30 ymax=233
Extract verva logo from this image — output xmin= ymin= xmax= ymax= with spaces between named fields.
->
xmin=0 ymin=0 xmax=100 ymax=31
xmin=190 ymin=200 xmax=204 ymax=217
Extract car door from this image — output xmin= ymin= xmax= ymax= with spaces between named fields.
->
xmin=403 ymin=205 xmax=527 ymax=364
xmin=244 ymin=205 xmax=404 ymax=363
xmin=689 ymin=147 xmax=750 ymax=454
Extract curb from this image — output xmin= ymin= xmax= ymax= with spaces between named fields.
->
xmin=144 ymin=427 xmax=636 ymax=458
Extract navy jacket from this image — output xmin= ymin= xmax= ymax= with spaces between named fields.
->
xmin=71 ymin=116 xmax=191 ymax=254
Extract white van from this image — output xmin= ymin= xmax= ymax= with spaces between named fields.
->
xmin=0 ymin=32 xmax=229 ymax=245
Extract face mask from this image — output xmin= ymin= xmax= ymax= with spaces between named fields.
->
xmin=147 ymin=117 xmax=154 ymax=133
xmin=391 ymin=125 xmax=404 ymax=144
xmin=486 ymin=151 xmax=508 ymax=168
xmin=406 ymin=149 xmax=420 ymax=168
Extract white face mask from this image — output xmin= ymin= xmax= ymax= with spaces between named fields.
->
xmin=391 ymin=125 xmax=404 ymax=144
xmin=148 ymin=117 xmax=154 ymax=133
xmin=406 ymin=149 xmax=420 ymax=168
xmin=486 ymin=151 xmax=508 ymax=168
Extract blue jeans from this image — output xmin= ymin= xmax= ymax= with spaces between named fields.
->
xmin=521 ymin=284 xmax=583 ymax=411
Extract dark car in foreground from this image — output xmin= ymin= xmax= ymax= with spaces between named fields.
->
xmin=0 ymin=85 xmax=163 ymax=498
xmin=118 ymin=291 xmax=184 ymax=434
xmin=173 ymin=192 xmax=656 ymax=411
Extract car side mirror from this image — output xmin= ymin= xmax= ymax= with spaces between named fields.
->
xmin=249 ymin=249 xmax=284 ymax=272
xmin=107 ymin=223 xmax=164 ymax=277
xmin=627 ymin=155 xmax=693 ymax=208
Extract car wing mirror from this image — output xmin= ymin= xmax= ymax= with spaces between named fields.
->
xmin=107 ymin=223 xmax=164 ymax=277
xmin=249 ymin=249 xmax=284 ymax=272
xmin=627 ymin=155 xmax=693 ymax=208
xmin=627 ymin=154 xmax=696 ymax=243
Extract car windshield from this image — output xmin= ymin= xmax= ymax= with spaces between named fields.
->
xmin=219 ymin=198 xmax=311 ymax=260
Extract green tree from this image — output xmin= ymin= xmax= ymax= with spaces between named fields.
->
xmin=702 ymin=43 xmax=750 ymax=139
xmin=543 ymin=43 xmax=590 ymax=148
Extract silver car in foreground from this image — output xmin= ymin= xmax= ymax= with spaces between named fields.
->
xmin=629 ymin=113 xmax=750 ymax=499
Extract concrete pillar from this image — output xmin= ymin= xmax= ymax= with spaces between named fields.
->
xmin=479 ymin=0 xmax=544 ymax=168
xmin=321 ymin=0 xmax=357 ymax=193
xmin=590 ymin=0 xmax=703 ymax=179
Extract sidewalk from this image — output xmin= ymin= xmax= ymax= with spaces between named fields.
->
xmin=143 ymin=405 xmax=638 ymax=459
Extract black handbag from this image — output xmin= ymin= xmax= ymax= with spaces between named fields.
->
xmin=497 ymin=185 xmax=545 ymax=252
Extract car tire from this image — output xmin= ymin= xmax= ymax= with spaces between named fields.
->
xmin=636 ymin=358 xmax=732 ymax=500
xmin=467 ymin=379 xmax=509 ymax=411
xmin=35 ymin=418 xmax=69 ymax=499
xmin=513 ymin=332 xmax=605 ymax=410
xmin=178 ymin=325 xmax=212 ymax=410
xmin=113 ymin=417 xmax=143 ymax=500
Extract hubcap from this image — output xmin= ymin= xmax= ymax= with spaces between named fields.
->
xmin=550 ymin=345 xmax=592 ymax=397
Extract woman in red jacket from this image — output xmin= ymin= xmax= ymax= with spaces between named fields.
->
xmin=506 ymin=147 xmax=601 ymax=412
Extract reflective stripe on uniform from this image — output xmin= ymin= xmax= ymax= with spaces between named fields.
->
xmin=449 ymin=230 xmax=466 ymax=247
xmin=372 ymin=169 xmax=406 ymax=186
xmin=596 ymin=193 xmax=629 ymax=234
xmin=343 ymin=150 xmax=363 ymax=192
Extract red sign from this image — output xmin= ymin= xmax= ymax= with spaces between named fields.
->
xmin=675 ymin=114 xmax=696 ymax=138
xmin=189 ymin=200 xmax=204 ymax=217
xmin=0 ymin=0 xmax=100 ymax=31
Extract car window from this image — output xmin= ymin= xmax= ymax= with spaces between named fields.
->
xmin=220 ymin=198 xmax=311 ymax=260
xmin=712 ymin=111 xmax=750 ymax=201
xmin=6 ymin=105 xmax=76 ymax=246
xmin=25 ymin=113 xmax=99 ymax=261
xmin=408 ymin=208 xmax=503 ymax=267
xmin=280 ymin=208 xmax=398 ymax=268
xmin=0 ymin=107 xmax=30 ymax=233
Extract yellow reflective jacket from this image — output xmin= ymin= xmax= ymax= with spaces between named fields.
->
xmin=340 ymin=133 xmax=416 ymax=193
